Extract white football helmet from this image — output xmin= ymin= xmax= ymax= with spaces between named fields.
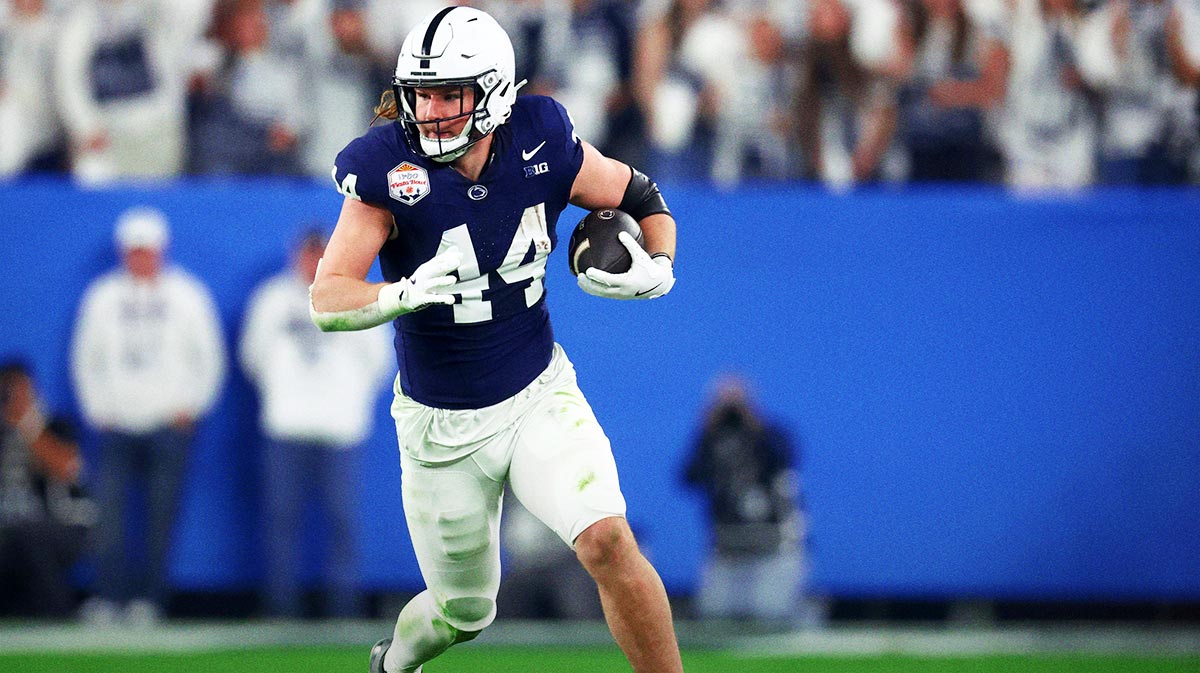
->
xmin=393 ymin=7 xmax=521 ymax=162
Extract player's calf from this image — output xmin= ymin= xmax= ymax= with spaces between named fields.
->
xmin=574 ymin=516 xmax=684 ymax=673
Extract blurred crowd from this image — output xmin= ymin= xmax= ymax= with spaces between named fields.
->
xmin=2 ymin=0 xmax=1199 ymax=190
xmin=1 ymin=205 xmax=394 ymax=622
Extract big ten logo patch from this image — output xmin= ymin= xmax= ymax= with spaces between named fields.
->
xmin=523 ymin=162 xmax=549 ymax=178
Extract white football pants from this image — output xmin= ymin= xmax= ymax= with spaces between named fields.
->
xmin=391 ymin=343 xmax=627 ymax=633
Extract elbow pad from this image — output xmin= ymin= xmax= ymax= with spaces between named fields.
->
xmin=619 ymin=167 xmax=671 ymax=221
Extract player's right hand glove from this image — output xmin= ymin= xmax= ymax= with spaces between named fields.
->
xmin=577 ymin=232 xmax=675 ymax=300
xmin=378 ymin=248 xmax=462 ymax=317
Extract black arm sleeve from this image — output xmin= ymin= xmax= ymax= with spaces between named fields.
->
xmin=619 ymin=167 xmax=671 ymax=221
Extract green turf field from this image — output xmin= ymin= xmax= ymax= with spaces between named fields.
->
xmin=2 ymin=645 xmax=1197 ymax=673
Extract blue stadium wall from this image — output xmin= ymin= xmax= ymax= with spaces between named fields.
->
xmin=2 ymin=178 xmax=1198 ymax=602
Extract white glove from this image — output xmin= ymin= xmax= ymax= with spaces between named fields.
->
xmin=378 ymin=248 xmax=462 ymax=316
xmin=577 ymin=231 xmax=675 ymax=300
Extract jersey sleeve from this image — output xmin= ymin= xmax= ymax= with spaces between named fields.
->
xmin=331 ymin=133 xmax=390 ymax=207
xmin=539 ymin=96 xmax=586 ymax=196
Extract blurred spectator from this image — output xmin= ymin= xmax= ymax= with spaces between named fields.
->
xmin=1168 ymin=0 xmax=1200 ymax=176
xmin=1168 ymin=0 xmax=1200 ymax=86
xmin=632 ymin=0 xmax=722 ymax=180
xmin=55 ymin=0 xmax=215 ymax=184
xmin=190 ymin=0 xmax=305 ymax=175
xmin=262 ymin=0 xmax=316 ymax=62
xmin=0 ymin=0 xmax=1194 ymax=187
xmin=706 ymin=10 xmax=796 ymax=184
xmin=361 ymin=0 xmax=450 ymax=64
xmin=497 ymin=485 xmax=604 ymax=620
xmin=0 ymin=359 xmax=94 ymax=618
xmin=300 ymin=3 xmax=379 ymax=176
xmin=258 ymin=0 xmax=378 ymax=176
xmin=70 ymin=206 xmax=226 ymax=626
xmin=239 ymin=227 xmax=391 ymax=619
xmin=683 ymin=374 xmax=815 ymax=625
xmin=0 ymin=0 xmax=67 ymax=177
xmin=635 ymin=0 xmax=799 ymax=183
xmin=1076 ymin=0 xmax=1194 ymax=184
xmin=796 ymin=0 xmax=910 ymax=188
xmin=996 ymin=0 xmax=1097 ymax=190
xmin=898 ymin=0 xmax=1010 ymax=182
xmin=499 ymin=0 xmax=640 ymax=163
xmin=487 ymin=0 xmax=571 ymax=97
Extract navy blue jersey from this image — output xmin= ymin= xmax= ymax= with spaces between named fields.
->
xmin=332 ymin=96 xmax=585 ymax=409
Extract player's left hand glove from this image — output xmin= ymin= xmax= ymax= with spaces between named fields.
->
xmin=577 ymin=231 xmax=675 ymax=300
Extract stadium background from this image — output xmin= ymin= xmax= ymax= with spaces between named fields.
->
xmin=2 ymin=179 xmax=1198 ymax=609
xmin=4 ymin=0 xmax=1200 ymax=669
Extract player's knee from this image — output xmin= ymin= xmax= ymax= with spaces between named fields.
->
xmin=440 ymin=596 xmax=496 ymax=633
xmin=574 ymin=516 xmax=636 ymax=573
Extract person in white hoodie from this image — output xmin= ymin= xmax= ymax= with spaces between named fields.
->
xmin=0 ymin=0 xmax=66 ymax=177
xmin=70 ymin=206 xmax=226 ymax=625
xmin=54 ymin=0 xmax=215 ymax=184
xmin=240 ymin=228 xmax=391 ymax=618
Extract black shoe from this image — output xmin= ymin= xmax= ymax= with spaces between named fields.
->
xmin=368 ymin=638 xmax=391 ymax=673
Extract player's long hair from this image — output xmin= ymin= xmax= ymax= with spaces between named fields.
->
xmin=372 ymin=89 xmax=399 ymax=124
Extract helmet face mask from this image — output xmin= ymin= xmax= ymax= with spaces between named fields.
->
xmin=394 ymin=78 xmax=482 ymax=162
xmin=393 ymin=8 xmax=519 ymax=162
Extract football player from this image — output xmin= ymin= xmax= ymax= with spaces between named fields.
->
xmin=308 ymin=7 xmax=682 ymax=673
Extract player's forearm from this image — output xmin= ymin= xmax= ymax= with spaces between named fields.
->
xmin=311 ymin=272 xmax=385 ymax=313
xmin=309 ymin=274 xmax=392 ymax=332
xmin=310 ymin=249 xmax=461 ymax=332
xmin=640 ymin=212 xmax=676 ymax=261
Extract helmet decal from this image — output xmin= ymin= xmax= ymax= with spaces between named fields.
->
xmin=419 ymin=7 xmax=456 ymax=60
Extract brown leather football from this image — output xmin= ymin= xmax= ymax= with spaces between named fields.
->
xmin=567 ymin=208 xmax=644 ymax=276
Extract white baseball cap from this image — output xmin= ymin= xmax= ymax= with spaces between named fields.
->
xmin=114 ymin=207 xmax=170 ymax=252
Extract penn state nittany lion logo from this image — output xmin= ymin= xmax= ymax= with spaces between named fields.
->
xmin=388 ymin=162 xmax=431 ymax=206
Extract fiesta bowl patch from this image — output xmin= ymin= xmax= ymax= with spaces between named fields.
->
xmin=388 ymin=162 xmax=430 ymax=205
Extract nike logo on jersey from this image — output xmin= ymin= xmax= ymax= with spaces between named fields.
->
xmin=521 ymin=141 xmax=547 ymax=161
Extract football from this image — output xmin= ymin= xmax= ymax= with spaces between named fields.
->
xmin=567 ymin=208 xmax=644 ymax=276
